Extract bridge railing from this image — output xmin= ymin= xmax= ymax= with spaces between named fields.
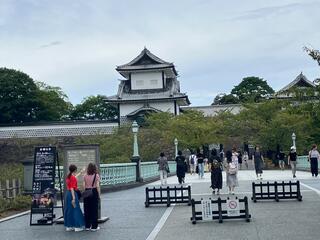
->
xmin=55 ymin=161 xmax=177 ymax=190
xmin=296 ymin=156 xmax=309 ymax=171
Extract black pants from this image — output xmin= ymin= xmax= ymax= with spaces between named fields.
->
xmin=83 ymin=188 xmax=99 ymax=229
xmin=310 ymin=158 xmax=318 ymax=177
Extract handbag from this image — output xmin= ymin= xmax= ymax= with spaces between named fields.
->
xmin=82 ymin=174 xmax=97 ymax=199
xmin=165 ymin=164 xmax=170 ymax=173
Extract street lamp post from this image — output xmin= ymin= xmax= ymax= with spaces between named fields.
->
xmin=292 ymin=132 xmax=296 ymax=148
xmin=131 ymin=121 xmax=142 ymax=182
xmin=174 ymin=138 xmax=178 ymax=157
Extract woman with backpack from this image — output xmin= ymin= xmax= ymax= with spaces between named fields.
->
xmin=226 ymin=148 xmax=239 ymax=195
xmin=253 ymin=146 xmax=264 ymax=180
xmin=210 ymin=149 xmax=223 ymax=194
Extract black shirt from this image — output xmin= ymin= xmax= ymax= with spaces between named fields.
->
xmin=175 ymin=156 xmax=186 ymax=166
xmin=197 ymin=153 xmax=204 ymax=164
xmin=289 ymin=152 xmax=297 ymax=161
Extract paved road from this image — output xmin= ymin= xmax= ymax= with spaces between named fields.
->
xmin=1 ymin=170 xmax=320 ymax=240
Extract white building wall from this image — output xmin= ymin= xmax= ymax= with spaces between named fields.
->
xmin=131 ymin=72 xmax=163 ymax=90
xmin=120 ymin=103 xmax=144 ymax=116
xmin=149 ymin=102 xmax=175 ymax=114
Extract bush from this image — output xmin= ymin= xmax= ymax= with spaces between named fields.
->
xmin=0 ymin=195 xmax=31 ymax=213
xmin=0 ymin=163 xmax=23 ymax=182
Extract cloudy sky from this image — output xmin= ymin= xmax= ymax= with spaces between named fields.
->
xmin=0 ymin=0 xmax=319 ymax=106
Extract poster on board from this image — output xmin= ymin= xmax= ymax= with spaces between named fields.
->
xmin=30 ymin=147 xmax=56 ymax=225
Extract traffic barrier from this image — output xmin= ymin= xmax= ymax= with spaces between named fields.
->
xmin=190 ymin=196 xmax=251 ymax=224
xmin=251 ymin=181 xmax=302 ymax=202
xmin=145 ymin=185 xmax=191 ymax=207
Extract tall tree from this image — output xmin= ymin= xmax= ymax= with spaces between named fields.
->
xmin=0 ymin=68 xmax=40 ymax=123
xmin=231 ymin=76 xmax=274 ymax=103
xmin=70 ymin=95 xmax=118 ymax=120
xmin=304 ymin=46 xmax=320 ymax=66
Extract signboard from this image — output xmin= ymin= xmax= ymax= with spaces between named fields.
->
xmin=63 ymin=145 xmax=100 ymax=190
xmin=226 ymin=199 xmax=240 ymax=217
xmin=201 ymin=199 xmax=213 ymax=221
xmin=30 ymin=147 xmax=56 ymax=225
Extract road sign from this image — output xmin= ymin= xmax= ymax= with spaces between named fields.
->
xmin=226 ymin=199 xmax=240 ymax=217
xmin=201 ymin=199 xmax=213 ymax=221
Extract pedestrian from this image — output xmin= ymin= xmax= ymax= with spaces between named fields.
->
xmin=237 ymin=149 xmax=243 ymax=170
xmin=243 ymin=151 xmax=249 ymax=169
xmin=175 ymin=150 xmax=187 ymax=184
xmin=189 ymin=150 xmax=197 ymax=175
xmin=197 ymin=148 xmax=205 ymax=179
xmin=64 ymin=164 xmax=85 ymax=232
xmin=83 ymin=163 xmax=101 ymax=231
xmin=288 ymin=146 xmax=297 ymax=178
xmin=210 ymin=149 xmax=222 ymax=194
xmin=226 ymin=147 xmax=239 ymax=195
xmin=157 ymin=152 xmax=168 ymax=185
xmin=308 ymin=144 xmax=320 ymax=177
xmin=278 ymin=150 xmax=286 ymax=171
xmin=253 ymin=146 xmax=264 ymax=180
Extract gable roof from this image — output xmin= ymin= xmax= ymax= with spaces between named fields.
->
xmin=116 ymin=48 xmax=177 ymax=78
xmin=277 ymin=72 xmax=316 ymax=93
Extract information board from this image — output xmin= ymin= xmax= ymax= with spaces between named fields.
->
xmin=201 ymin=199 xmax=213 ymax=221
xmin=226 ymin=199 xmax=240 ymax=217
xmin=30 ymin=147 xmax=56 ymax=225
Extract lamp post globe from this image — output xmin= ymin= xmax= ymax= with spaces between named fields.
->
xmin=291 ymin=132 xmax=296 ymax=148
xmin=174 ymin=138 xmax=178 ymax=157
xmin=131 ymin=121 xmax=139 ymax=158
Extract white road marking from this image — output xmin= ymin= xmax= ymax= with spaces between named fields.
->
xmin=300 ymin=182 xmax=320 ymax=197
xmin=0 ymin=210 xmax=30 ymax=223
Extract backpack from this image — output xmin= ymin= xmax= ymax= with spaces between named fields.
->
xmin=211 ymin=160 xmax=220 ymax=170
xmin=228 ymin=162 xmax=237 ymax=175
xmin=190 ymin=155 xmax=195 ymax=164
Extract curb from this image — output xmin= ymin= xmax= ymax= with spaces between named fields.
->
xmin=0 ymin=210 xmax=30 ymax=223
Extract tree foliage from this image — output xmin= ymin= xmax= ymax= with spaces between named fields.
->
xmin=304 ymin=46 xmax=320 ymax=66
xmin=70 ymin=95 xmax=118 ymax=120
xmin=231 ymin=76 xmax=274 ymax=103
xmin=213 ymin=93 xmax=239 ymax=105
xmin=0 ymin=68 xmax=71 ymax=123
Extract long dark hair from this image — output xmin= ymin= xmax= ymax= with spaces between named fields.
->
xmin=87 ymin=163 xmax=97 ymax=175
xmin=67 ymin=164 xmax=77 ymax=179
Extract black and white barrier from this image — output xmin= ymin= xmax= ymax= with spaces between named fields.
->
xmin=251 ymin=181 xmax=302 ymax=202
xmin=190 ymin=196 xmax=251 ymax=224
xmin=145 ymin=185 xmax=191 ymax=207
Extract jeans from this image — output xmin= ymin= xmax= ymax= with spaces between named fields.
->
xmin=290 ymin=161 xmax=297 ymax=176
xmin=198 ymin=163 xmax=204 ymax=178
xmin=159 ymin=170 xmax=167 ymax=185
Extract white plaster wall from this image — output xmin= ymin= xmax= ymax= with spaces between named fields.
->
xmin=131 ymin=72 xmax=163 ymax=90
xmin=181 ymin=105 xmax=243 ymax=116
xmin=120 ymin=103 xmax=144 ymax=116
xmin=149 ymin=102 xmax=176 ymax=114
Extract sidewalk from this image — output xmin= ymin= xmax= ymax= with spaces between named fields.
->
xmin=0 ymin=170 xmax=320 ymax=240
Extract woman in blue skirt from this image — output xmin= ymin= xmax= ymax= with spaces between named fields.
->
xmin=64 ymin=164 xmax=85 ymax=232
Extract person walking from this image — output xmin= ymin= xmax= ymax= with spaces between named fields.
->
xmin=175 ymin=150 xmax=187 ymax=184
xmin=210 ymin=149 xmax=222 ymax=194
xmin=243 ymin=151 xmax=249 ymax=169
xmin=253 ymin=146 xmax=264 ymax=180
xmin=237 ymin=150 xmax=243 ymax=170
xmin=64 ymin=164 xmax=85 ymax=232
xmin=278 ymin=150 xmax=286 ymax=171
xmin=189 ymin=151 xmax=197 ymax=175
xmin=226 ymin=147 xmax=239 ymax=195
xmin=157 ymin=152 xmax=168 ymax=185
xmin=83 ymin=163 xmax=101 ymax=231
xmin=288 ymin=146 xmax=297 ymax=178
xmin=197 ymin=149 xmax=205 ymax=179
xmin=308 ymin=144 xmax=320 ymax=177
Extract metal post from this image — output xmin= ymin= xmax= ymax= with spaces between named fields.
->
xmin=292 ymin=132 xmax=296 ymax=148
xmin=174 ymin=138 xmax=178 ymax=157
xmin=131 ymin=121 xmax=142 ymax=182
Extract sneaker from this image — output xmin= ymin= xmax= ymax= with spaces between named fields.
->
xmin=85 ymin=228 xmax=91 ymax=231
xmin=212 ymin=190 xmax=215 ymax=194
xmin=293 ymin=175 xmax=296 ymax=178
xmin=90 ymin=227 xmax=100 ymax=232
xmin=74 ymin=228 xmax=84 ymax=232
xmin=232 ymin=191 xmax=235 ymax=195
xmin=66 ymin=227 xmax=74 ymax=232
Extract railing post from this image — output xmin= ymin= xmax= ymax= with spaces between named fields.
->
xmin=145 ymin=187 xmax=149 ymax=207
xmin=131 ymin=156 xmax=142 ymax=182
xmin=191 ymin=199 xmax=196 ymax=224
xmin=252 ymin=182 xmax=256 ymax=202
xmin=188 ymin=185 xmax=191 ymax=206
xmin=218 ymin=197 xmax=223 ymax=223
xmin=297 ymin=181 xmax=302 ymax=201
xmin=12 ymin=179 xmax=17 ymax=198
xmin=275 ymin=181 xmax=279 ymax=202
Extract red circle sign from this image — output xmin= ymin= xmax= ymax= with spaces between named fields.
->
xmin=228 ymin=200 xmax=237 ymax=209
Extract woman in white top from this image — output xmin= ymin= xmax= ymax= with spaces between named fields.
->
xmin=309 ymin=144 xmax=320 ymax=177
xmin=226 ymin=147 xmax=239 ymax=195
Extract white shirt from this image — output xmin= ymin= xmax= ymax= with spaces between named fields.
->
xmin=309 ymin=150 xmax=320 ymax=159
xmin=189 ymin=154 xmax=197 ymax=165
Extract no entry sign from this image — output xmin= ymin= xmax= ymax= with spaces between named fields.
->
xmin=226 ymin=199 xmax=240 ymax=216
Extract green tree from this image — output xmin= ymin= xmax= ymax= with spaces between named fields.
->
xmin=36 ymin=82 xmax=72 ymax=121
xmin=70 ymin=95 xmax=118 ymax=120
xmin=213 ymin=93 xmax=239 ymax=105
xmin=0 ymin=68 xmax=40 ymax=123
xmin=304 ymin=46 xmax=320 ymax=66
xmin=231 ymin=76 xmax=274 ymax=103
